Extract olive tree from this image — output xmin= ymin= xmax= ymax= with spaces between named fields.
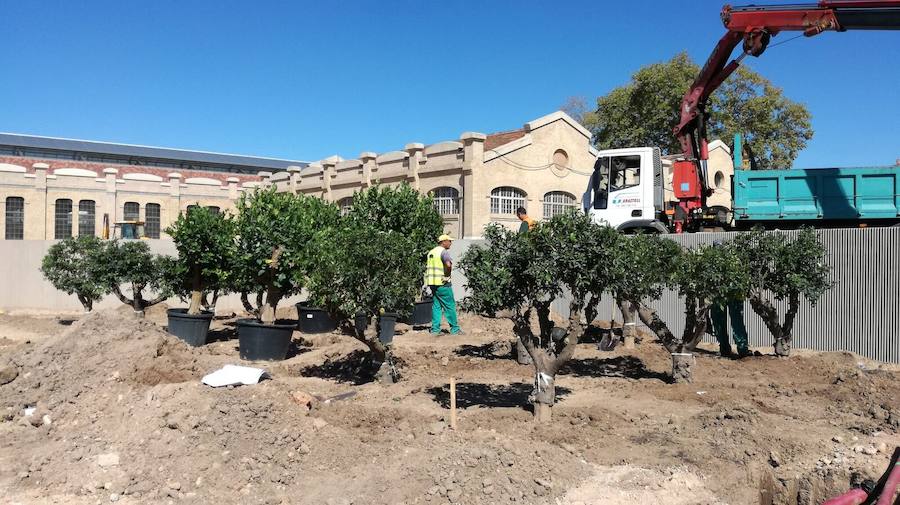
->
xmin=165 ymin=206 xmax=235 ymax=315
xmin=460 ymin=212 xmax=619 ymax=422
xmin=40 ymin=235 xmax=109 ymax=312
xmin=306 ymin=184 xmax=443 ymax=383
xmin=733 ymin=227 xmax=832 ymax=356
xmin=101 ymin=240 xmax=174 ymax=315
xmin=231 ymin=188 xmax=339 ymax=325
xmin=615 ymin=238 xmax=750 ymax=382
xmin=306 ymin=222 xmax=422 ymax=382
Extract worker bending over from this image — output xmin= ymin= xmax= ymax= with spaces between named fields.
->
xmin=426 ymin=234 xmax=462 ymax=335
xmin=516 ymin=207 xmax=535 ymax=233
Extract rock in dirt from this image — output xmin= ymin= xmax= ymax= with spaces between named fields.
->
xmin=97 ymin=453 xmax=120 ymax=467
xmin=290 ymin=390 xmax=316 ymax=410
xmin=427 ymin=421 xmax=446 ymax=435
xmin=0 ymin=364 xmax=17 ymax=385
xmin=768 ymin=450 xmax=782 ymax=468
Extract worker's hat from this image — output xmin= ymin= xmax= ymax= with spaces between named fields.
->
xmin=438 ymin=234 xmax=453 ymax=242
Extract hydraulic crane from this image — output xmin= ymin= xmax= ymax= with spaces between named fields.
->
xmin=670 ymin=0 xmax=900 ymax=232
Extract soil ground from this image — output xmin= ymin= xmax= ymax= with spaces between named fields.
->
xmin=0 ymin=306 xmax=898 ymax=505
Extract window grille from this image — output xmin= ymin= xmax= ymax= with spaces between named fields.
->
xmin=490 ymin=187 xmax=526 ymax=215
xmin=542 ymin=191 xmax=577 ymax=218
xmin=146 ymin=203 xmax=161 ymax=239
xmin=207 ymin=206 xmax=220 ymax=214
xmin=431 ymin=187 xmax=459 ymax=215
xmin=338 ymin=197 xmax=353 ymax=216
xmin=55 ymin=199 xmax=73 ymax=239
xmin=124 ymin=202 xmax=140 ymax=222
xmin=78 ymin=200 xmax=95 ymax=236
xmin=5 ymin=197 xmax=24 ymax=240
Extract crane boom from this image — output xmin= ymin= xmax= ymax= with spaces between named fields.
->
xmin=670 ymin=0 xmax=900 ymax=232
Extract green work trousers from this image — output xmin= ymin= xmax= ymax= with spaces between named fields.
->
xmin=710 ymin=301 xmax=749 ymax=355
xmin=430 ymin=284 xmax=460 ymax=334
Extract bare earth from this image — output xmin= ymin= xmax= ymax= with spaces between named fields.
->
xmin=0 ymin=307 xmax=898 ymax=505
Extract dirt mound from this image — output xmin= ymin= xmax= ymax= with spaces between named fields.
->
xmin=0 ymin=309 xmax=898 ymax=505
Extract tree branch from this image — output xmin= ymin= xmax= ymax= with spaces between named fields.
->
xmin=111 ymin=285 xmax=132 ymax=306
xmin=637 ymin=302 xmax=678 ymax=352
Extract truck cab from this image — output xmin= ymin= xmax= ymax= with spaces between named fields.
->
xmin=583 ymin=146 xmax=667 ymax=233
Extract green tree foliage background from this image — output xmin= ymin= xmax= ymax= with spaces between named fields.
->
xmin=581 ymin=52 xmax=813 ymax=169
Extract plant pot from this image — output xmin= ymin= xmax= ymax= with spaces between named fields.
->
xmin=378 ymin=313 xmax=398 ymax=345
xmin=401 ymin=298 xmax=433 ymax=326
xmin=296 ymin=304 xmax=338 ymax=334
xmin=167 ymin=308 xmax=213 ymax=347
xmin=354 ymin=312 xmax=370 ymax=333
xmin=237 ymin=318 xmax=294 ymax=361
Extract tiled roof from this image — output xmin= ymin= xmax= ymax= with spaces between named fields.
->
xmin=483 ymin=129 xmax=526 ymax=152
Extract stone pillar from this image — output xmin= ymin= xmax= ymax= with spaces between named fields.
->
xmin=460 ymin=132 xmax=486 ymax=239
xmin=258 ymin=172 xmax=272 ymax=189
xmin=405 ymin=143 xmax=425 ymax=190
xmin=168 ymin=173 xmax=182 ymax=224
xmin=321 ymin=161 xmax=336 ymax=201
xmin=226 ymin=177 xmax=240 ymax=200
xmin=287 ymin=165 xmax=302 ymax=194
xmin=360 ymin=152 xmax=376 ymax=188
xmin=102 ymin=168 xmax=118 ymax=238
xmin=32 ymin=163 xmax=49 ymax=239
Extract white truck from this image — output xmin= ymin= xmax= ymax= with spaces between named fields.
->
xmin=582 ymin=143 xmax=734 ymax=233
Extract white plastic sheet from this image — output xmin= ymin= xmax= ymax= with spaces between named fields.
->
xmin=201 ymin=365 xmax=268 ymax=388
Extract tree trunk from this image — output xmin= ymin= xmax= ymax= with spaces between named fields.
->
xmin=259 ymin=289 xmax=282 ymax=326
xmin=636 ymin=302 xmax=677 ymax=352
xmin=188 ymin=267 xmax=203 ymax=315
xmin=516 ymin=337 xmax=533 ymax=365
xmin=776 ymin=294 xmax=800 ymax=357
xmin=240 ymin=292 xmax=258 ymax=316
xmin=347 ymin=321 xmax=396 ymax=384
xmin=749 ymin=294 xmax=789 ymax=356
xmin=131 ymin=284 xmax=145 ymax=318
xmin=671 ymin=352 xmax=694 ymax=383
xmin=77 ymin=294 xmax=93 ymax=313
xmin=618 ymin=298 xmax=637 ymax=349
xmin=532 ymin=370 xmax=555 ymax=423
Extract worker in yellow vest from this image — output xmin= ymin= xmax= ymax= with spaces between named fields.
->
xmin=426 ymin=234 xmax=462 ymax=335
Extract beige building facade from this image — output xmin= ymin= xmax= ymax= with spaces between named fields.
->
xmin=277 ymin=111 xmax=601 ymax=238
xmin=1 ymin=112 xmax=736 ymax=241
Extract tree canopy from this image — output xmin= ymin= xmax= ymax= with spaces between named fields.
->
xmin=582 ymin=52 xmax=813 ymax=169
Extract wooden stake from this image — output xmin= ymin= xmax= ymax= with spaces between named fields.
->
xmin=449 ymin=377 xmax=457 ymax=430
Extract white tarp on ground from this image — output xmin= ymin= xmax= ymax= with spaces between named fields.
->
xmin=201 ymin=365 xmax=268 ymax=387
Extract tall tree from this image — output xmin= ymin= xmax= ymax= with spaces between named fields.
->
xmin=584 ymin=52 xmax=813 ymax=169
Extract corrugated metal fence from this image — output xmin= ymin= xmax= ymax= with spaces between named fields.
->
xmin=453 ymin=228 xmax=900 ymax=364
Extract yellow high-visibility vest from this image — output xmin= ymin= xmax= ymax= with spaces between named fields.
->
xmin=426 ymin=246 xmax=446 ymax=286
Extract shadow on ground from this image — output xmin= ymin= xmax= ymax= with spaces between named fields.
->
xmin=560 ymin=355 xmax=668 ymax=382
xmin=300 ymin=349 xmax=403 ymax=385
xmin=454 ymin=341 xmax=515 ymax=361
xmin=426 ymin=382 xmax=571 ymax=410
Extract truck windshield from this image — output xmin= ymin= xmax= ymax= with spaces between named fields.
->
xmin=610 ymin=155 xmax=641 ymax=191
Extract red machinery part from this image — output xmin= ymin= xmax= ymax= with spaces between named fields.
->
xmin=875 ymin=459 xmax=900 ymax=505
xmin=821 ymin=488 xmax=868 ymax=505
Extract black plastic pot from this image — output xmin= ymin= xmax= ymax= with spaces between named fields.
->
xmin=401 ymin=298 xmax=433 ymax=326
xmin=296 ymin=304 xmax=338 ymax=334
xmin=378 ymin=313 xmax=398 ymax=345
xmin=167 ymin=308 xmax=213 ymax=347
xmin=236 ymin=318 xmax=294 ymax=361
xmin=354 ymin=312 xmax=370 ymax=333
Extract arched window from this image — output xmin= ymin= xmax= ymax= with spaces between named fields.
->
xmin=55 ymin=199 xmax=73 ymax=239
xmin=78 ymin=200 xmax=95 ymax=237
xmin=338 ymin=197 xmax=353 ymax=216
xmin=490 ymin=187 xmax=526 ymax=215
xmin=714 ymin=171 xmax=725 ymax=189
xmin=207 ymin=206 xmax=220 ymax=214
xmin=146 ymin=203 xmax=161 ymax=239
xmin=124 ymin=202 xmax=140 ymax=222
xmin=431 ymin=187 xmax=459 ymax=215
xmin=5 ymin=197 xmax=24 ymax=240
xmin=543 ymin=191 xmax=577 ymax=218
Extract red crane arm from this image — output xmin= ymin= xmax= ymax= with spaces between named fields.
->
xmin=675 ymin=0 xmax=900 ymax=163
xmin=668 ymin=0 xmax=900 ymax=233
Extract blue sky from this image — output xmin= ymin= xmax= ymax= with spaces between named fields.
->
xmin=1 ymin=0 xmax=897 ymax=168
